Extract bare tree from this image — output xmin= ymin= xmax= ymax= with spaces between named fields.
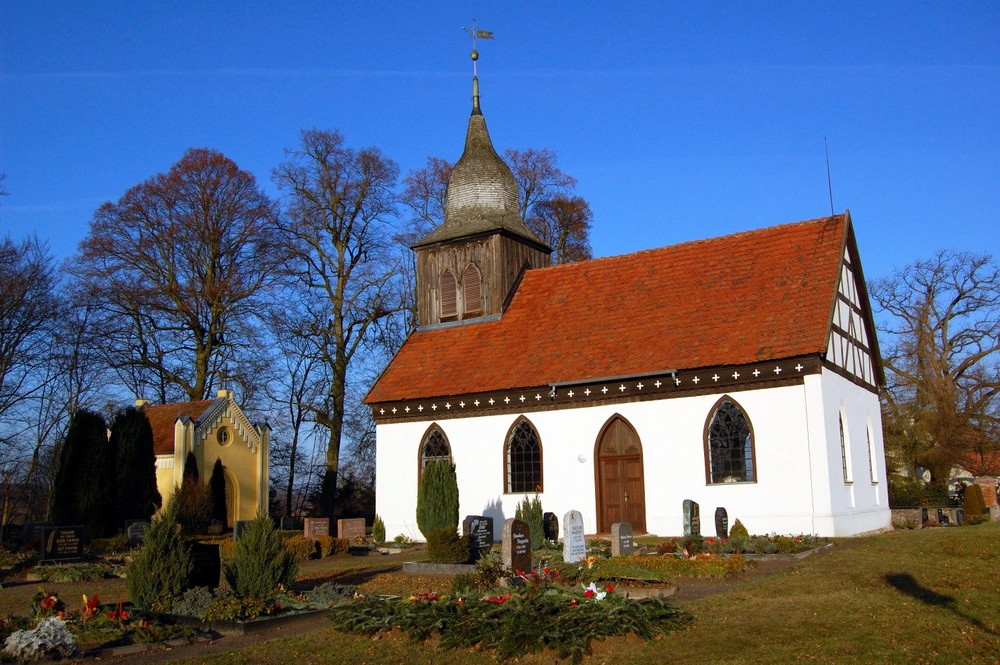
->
xmin=871 ymin=251 xmax=1000 ymax=482
xmin=504 ymin=148 xmax=577 ymax=221
xmin=527 ymin=195 xmax=593 ymax=264
xmin=399 ymin=157 xmax=452 ymax=244
xmin=71 ymin=148 xmax=283 ymax=402
xmin=273 ymin=129 xmax=403 ymax=516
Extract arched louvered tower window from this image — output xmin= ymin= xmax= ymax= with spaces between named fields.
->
xmin=705 ymin=397 xmax=756 ymax=484
xmin=505 ymin=418 xmax=543 ymax=493
xmin=439 ymin=269 xmax=457 ymax=321
xmin=462 ymin=263 xmax=482 ymax=317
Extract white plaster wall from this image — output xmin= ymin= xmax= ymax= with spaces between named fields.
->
xmin=375 ymin=378 xmax=891 ymax=541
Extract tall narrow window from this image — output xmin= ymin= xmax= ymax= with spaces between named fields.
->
xmin=462 ymin=263 xmax=482 ymax=317
xmin=419 ymin=425 xmax=451 ymax=484
xmin=839 ymin=413 xmax=853 ymax=483
xmin=439 ymin=269 xmax=457 ymax=321
xmin=867 ymin=422 xmax=877 ymax=484
xmin=505 ymin=419 xmax=542 ymax=493
xmin=705 ymin=398 xmax=755 ymax=484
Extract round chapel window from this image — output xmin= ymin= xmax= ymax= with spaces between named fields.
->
xmin=217 ymin=427 xmax=231 ymax=446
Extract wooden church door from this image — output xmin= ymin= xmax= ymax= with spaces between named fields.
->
xmin=595 ymin=416 xmax=646 ymax=533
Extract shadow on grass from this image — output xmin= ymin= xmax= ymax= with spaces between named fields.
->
xmin=885 ymin=572 xmax=997 ymax=635
xmin=297 ymin=564 xmax=403 ymax=588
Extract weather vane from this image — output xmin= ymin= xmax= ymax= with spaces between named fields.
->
xmin=462 ymin=19 xmax=494 ymax=76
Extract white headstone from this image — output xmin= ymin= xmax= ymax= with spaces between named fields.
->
xmin=562 ymin=510 xmax=587 ymax=564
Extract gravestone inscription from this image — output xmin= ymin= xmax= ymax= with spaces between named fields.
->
xmin=683 ymin=499 xmax=701 ymax=537
xmin=463 ymin=515 xmax=494 ymax=561
xmin=502 ymin=518 xmax=531 ymax=572
xmin=41 ymin=526 xmax=85 ymax=562
xmin=337 ymin=518 xmax=366 ymax=540
xmin=185 ymin=542 xmax=221 ymax=589
xmin=562 ymin=510 xmax=587 ymax=564
xmin=611 ymin=522 xmax=633 ymax=557
xmin=543 ymin=512 xmax=559 ymax=543
xmin=304 ymin=517 xmax=330 ymax=539
xmin=126 ymin=521 xmax=150 ymax=547
xmin=715 ymin=507 xmax=729 ymax=539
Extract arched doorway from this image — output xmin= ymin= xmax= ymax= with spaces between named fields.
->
xmin=594 ymin=415 xmax=646 ymax=533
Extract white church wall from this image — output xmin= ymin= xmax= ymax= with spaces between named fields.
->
xmin=376 ymin=377 xmax=889 ymax=541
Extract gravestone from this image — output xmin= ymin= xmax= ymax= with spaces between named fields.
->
xmin=207 ymin=519 xmax=224 ymax=535
xmin=185 ymin=542 xmax=221 ymax=589
xmin=40 ymin=526 xmax=85 ymax=562
xmin=683 ymin=499 xmax=701 ymax=537
xmin=956 ymin=508 xmax=966 ymax=524
xmin=610 ymin=522 xmax=633 ymax=557
xmin=937 ymin=508 xmax=950 ymax=526
xmin=304 ymin=517 xmax=330 ymax=539
xmin=126 ymin=521 xmax=150 ymax=547
xmin=463 ymin=515 xmax=494 ymax=561
xmin=337 ymin=518 xmax=366 ymax=540
xmin=543 ymin=512 xmax=559 ymax=542
xmin=562 ymin=510 xmax=587 ymax=564
xmin=920 ymin=507 xmax=929 ymax=524
xmin=714 ymin=507 xmax=729 ymax=539
xmin=22 ymin=522 xmax=51 ymax=548
xmin=233 ymin=520 xmax=253 ymax=541
xmin=280 ymin=515 xmax=302 ymax=531
xmin=501 ymin=518 xmax=531 ymax=573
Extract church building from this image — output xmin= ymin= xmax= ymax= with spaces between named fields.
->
xmin=365 ymin=70 xmax=892 ymax=540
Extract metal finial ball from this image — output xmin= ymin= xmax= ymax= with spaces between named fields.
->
xmin=471 ymin=49 xmax=479 ymax=61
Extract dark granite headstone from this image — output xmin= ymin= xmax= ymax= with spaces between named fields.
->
xmin=304 ymin=517 xmax=330 ymax=539
xmin=22 ymin=522 xmax=50 ymax=548
xmin=956 ymin=508 xmax=966 ymax=524
xmin=683 ymin=499 xmax=701 ymax=537
xmin=715 ymin=507 xmax=729 ymax=539
xmin=338 ymin=518 xmax=366 ymax=540
xmin=562 ymin=510 xmax=586 ymax=563
xmin=463 ymin=515 xmax=494 ymax=561
xmin=126 ymin=521 xmax=150 ymax=547
xmin=920 ymin=507 xmax=929 ymax=524
xmin=280 ymin=516 xmax=302 ymax=531
xmin=40 ymin=526 xmax=85 ymax=562
xmin=937 ymin=508 xmax=950 ymax=526
xmin=610 ymin=522 xmax=633 ymax=557
xmin=233 ymin=520 xmax=253 ymax=541
xmin=185 ymin=542 xmax=221 ymax=589
xmin=502 ymin=518 xmax=531 ymax=573
xmin=543 ymin=512 xmax=559 ymax=542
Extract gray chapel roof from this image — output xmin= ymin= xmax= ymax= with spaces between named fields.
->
xmin=412 ymin=79 xmax=551 ymax=250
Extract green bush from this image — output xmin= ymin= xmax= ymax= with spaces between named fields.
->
xmin=125 ymin=501 xmax=192 ymax=612
xmin=174 ymin=480 xmax=212 ymax=535
xmin=426 ymin=526 xmax=471 ymax=564
xmin=729 ymin=518 xmax=749 ymax=540
xmin=514 ymin=495 xmax=544 ymax=550
xmin=91 ymin=533 xmax=129 ymax=554
xmin=284 ymin=535 xmax=319 ymax=560
xmin=416 ymin=460 xmax=459 ymax=539
xmin=963 ymin=483 xmax=988 ymax=524
xmin=201 ymin=594 xmax=273 ymax=622
xmin=372 ymin=515 xmax=386 ymax=545
xmin=224 ymin=515 xmax=298 ymax=601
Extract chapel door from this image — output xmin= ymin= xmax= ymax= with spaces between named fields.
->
xmin=595 ymin=416 xmax=646 ymax=533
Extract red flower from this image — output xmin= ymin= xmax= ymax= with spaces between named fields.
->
xmin=484 ymin=595 xmax=510 ymax=604
xmin=569 ymin=600 xmax=578 ymax=606
xmin=583 ymin=589 xmax=595 ymax=599
xmin=604 ymin=584 xmax=615 ymax=593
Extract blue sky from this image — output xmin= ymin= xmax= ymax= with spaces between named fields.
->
xmin=2 ymin=1 xmax=998 ymax=283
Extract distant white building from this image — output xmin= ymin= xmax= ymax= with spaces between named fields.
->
xmin=365 ymin=73 xmax=891 ymax=540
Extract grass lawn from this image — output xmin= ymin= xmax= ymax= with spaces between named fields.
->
xmin=184 ymin=523 xmax=1000 ymax=664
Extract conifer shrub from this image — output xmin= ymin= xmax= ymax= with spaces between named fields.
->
xmin=209 ymin=458 xmax=228 ymax=528
xmin=125 ymin=501 xmax=192 ymax=612
xmin=963 ymin=483 xmax=988 ymax=524
xmin=224 ymin=514 xmax=298 ymax=601
xmin=110 ymin=406 xmax=161 ymax=528
xmin=426 ymin=526 xmax=472 ymax=564
xmin=174 ymin=480 xmax=212 ymax=535
xmin=372 ymin=515 xmax=386 ymax=545
xmin=416 ymin=460 xmax=459 ymax=539
xmin=515 ymin=495 xmax=544 ymax=549
xmin=284 ymin=535 xmax=319 ymax=560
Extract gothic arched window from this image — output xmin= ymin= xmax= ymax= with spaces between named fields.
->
xmin=462 ymin=263 xmax=482 ymax=317
xmin=505 ymin=418 xmax=543 ymax=493
xmin=705 ymin=397 xmax=756 ymax=484
xmin=418 ymin=425 xmax=452 ymax=483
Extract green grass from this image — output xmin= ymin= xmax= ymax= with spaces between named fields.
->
xmin=184 ymin=523 xmax=1000 ymax=664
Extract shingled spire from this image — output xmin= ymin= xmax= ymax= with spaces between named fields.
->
xmin=413 ymin=76 xmax=547 ymax=248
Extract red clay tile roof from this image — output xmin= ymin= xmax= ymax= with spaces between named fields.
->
xmin=144 ymin=400 xmax=217 ymax=455
xmin=366 ymin=214 xmax=851 ymax=404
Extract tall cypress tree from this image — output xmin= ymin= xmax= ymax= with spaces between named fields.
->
xmin=415 ymin=460 xmax=459 ymax=539
xmin=183 ymin=451 xmax=199 ymax=483
xmin=209 ymin=458 xmax=228 ymax=528
xmin=49 ymin=409 xmax=114 ymax=536
xmin=110 ymin=406 xmax=162 ymax=528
